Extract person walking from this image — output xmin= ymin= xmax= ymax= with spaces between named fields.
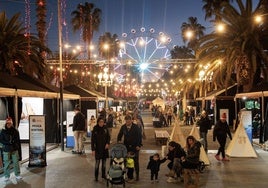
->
xmin=213 ymin=113 xmax=232 ymax=161
xmin=197 ymin=110 xmax=211 ymax=152
xmin=106 ymin=108 xmax=114 ymax=141
xmin=91 ymin=117 xmax=110 ymax=181
xmin=146 ymin=153 xmax=167 ymax=183
xmin=72 ymin=105 xmax=86 ymax=155
xmin=167 ymin=107 xmax=173 ymax=126
xmin=0 ymin=117 xmax=22 ymax=182
xmin=117 ymin=114 xmax=142 ymax=181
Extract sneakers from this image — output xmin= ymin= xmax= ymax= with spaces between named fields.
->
xmin=16 ymin=175 xmax=23 ymax=180
xmin=215 ymin=154 xmax=221 ymax=161
xmin=127 ymin=179 xmax=135 ymax=183
xmin=167 ymin=177 xmax=178 ymax=183
xmin=222 ymin=157 xmax=230 ymax=162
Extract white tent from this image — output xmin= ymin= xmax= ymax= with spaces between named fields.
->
xmin=169 ymin=117 xmax=186 ymax=147
xmin=189 ymin=125 xmax=210 ymax=165
xmin=152 ymin=97 xmax=165 ymax=110
xmin=226 ymin=121 xmax=257 ymax=158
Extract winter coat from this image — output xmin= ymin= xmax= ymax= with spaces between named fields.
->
xmin=91 ymin=125 xmax=110 ymax=159
xmin=106 ymin=114 xmax=114 ymax=128
xmin=147 ymin=156 xmax=166 ymax=173
xmin=185 ymin=141 xmax=201 ymax=164
xmin=73 ymin=112 xmax=86 ymax=131
xmin=0 ymin=125 xmax=20 ymax=153
xmin=198 ymin=115 xmax=211 ymax=133
xmin=213 ymin=120 xmax=232 ymax=141
xmin=167 ymin=143 xmax=186 ymax=162
xmin=117 ymin=123 xmax=142 ymax=152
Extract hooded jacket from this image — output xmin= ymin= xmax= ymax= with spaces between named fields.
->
xmin=0 ymin=124 xmax=20 ymax=152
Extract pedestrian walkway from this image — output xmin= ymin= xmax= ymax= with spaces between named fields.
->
xmin=1 ymin=110 xmax=268 ymax=187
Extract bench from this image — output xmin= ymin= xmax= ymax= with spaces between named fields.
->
xmin=183 ymin=168 xmax=199 ymax=188
xmin=155 ymin=130 xmax=170 ymax=145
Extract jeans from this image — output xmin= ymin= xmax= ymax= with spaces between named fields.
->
xmin=3 ymin=150 xmax=20 ymax=178
xmin=200 ymin=131 xmax=208 ymax=152
xmin=73 ymin=131 xmax=84 ymax=152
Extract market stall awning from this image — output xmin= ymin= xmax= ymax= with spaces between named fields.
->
xmin=64 ymin=85 xmax=97 ymax=101
xmin=196 ymin=84 xmax=237 ymax=101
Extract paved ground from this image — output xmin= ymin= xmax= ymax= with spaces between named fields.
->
xmin=1 ymin=110 xmax=268 ymax=188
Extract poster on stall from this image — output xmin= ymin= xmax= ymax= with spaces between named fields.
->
xmin=240 ymin=110 xmax=252 ymax=141
xmin=19 ymin=97 xmax=44 ymax=140
xmin=28 ymin=115 xmax=47 ymax=167
xmin=66 ymin=111 xmax=75 ymax=148
xmin=87 ymin=109 xmax=96 ymax=136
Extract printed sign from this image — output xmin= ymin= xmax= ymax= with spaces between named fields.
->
xmin=28 ymin=115 xmax=46 ymax=167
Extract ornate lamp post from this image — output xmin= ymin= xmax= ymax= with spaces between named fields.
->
xmin=98 ymin=67 xmax=114 ymax=110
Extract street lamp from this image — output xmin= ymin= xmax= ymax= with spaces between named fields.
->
xmin=98 ymin=67 xmax=114 ymax=110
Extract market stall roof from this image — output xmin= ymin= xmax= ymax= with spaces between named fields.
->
xmin=0 ymin=73 xmax=79 ymax=99
xmin=64 ymin=85 xmax=97 ymax=101
xmin=64 ymin=85 xmax=114 ymax=101
xmin=196 ymin=84 xmax=237 ymax=101
xmin=16 ymin=73 xmax=79 ymax=99
xmin=88 ymin=89 xmax=114 ymax=101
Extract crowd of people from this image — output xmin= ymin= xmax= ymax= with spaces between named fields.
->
xmin=69 ymin=104 xmax=235 ymax=186
xmin=0 ymin=103 xmax=234 ymax=186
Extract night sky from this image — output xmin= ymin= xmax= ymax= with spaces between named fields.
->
xmin=0 ymin=0 xmax=259 ymax=52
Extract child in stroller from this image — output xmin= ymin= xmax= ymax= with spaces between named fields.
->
xmin=106 ymin=143 xmax=128 ymax=187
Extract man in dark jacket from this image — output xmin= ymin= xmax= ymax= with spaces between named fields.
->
xmin=117 ymin=114 xmax=142 ymax=181
xmin=197 ymin=110 xmax=211 ymax=152
xmin=0 ymin=117 xmax=22 ymax=181
xmin=166 ymin=141 xmax=186 ymax=182
xmin=72 ymin=105 xmax=86 ymax=154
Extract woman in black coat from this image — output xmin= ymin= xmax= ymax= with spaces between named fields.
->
xmin=91 ymin=117 xmax=111 ymax=181
xmin=213 ymin=113 xmax=232 ymax=161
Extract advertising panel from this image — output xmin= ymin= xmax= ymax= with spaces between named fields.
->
xmin=66 ymin=111 xmax=75 ymax=148
xmin=28 ymin=115 xmax=46 ymax=167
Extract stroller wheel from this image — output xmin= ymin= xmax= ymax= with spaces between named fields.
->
xmin=198 ymin=161 xmax=205 ymax=173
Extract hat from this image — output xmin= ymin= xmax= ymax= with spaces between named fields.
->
xmin=6 ymin=117 xmax=13 ymax=123
xmin=221 ymin=113 xmax=227 ymax=119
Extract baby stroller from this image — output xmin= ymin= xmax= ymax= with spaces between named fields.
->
xmin=106 ymin=143 xmax=127 ymax=187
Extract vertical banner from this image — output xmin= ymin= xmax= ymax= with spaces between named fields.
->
xmin=66 ymin=111 xmax=75 ymax=148
xmin=28 ymin=115 xmax=46 ymax=167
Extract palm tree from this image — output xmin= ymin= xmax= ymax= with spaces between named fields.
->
xmin=181 ymin=17 xmax=206 ymax=51
xmin=71 ymin=2 xmax=101 ymax=59
xmin=197 ymin=0 xmax=268 ymax=92
xmin=98 ymin=32 xmax=119 ymax=59
xmin=0 ymin=12 xmax=50 ymax=78
xmin=202 ymin=0 xmax=233 ymax=21
xmin=35 ymin=0 xmax=47 ymax=47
